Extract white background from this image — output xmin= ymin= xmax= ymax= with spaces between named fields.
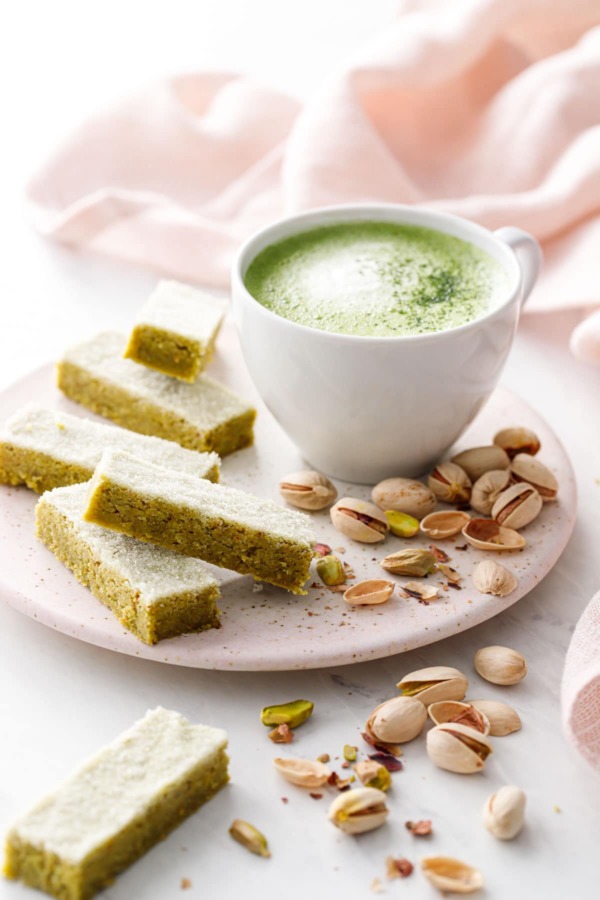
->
xmin=1 ymin=3 xmax=600 ymax=899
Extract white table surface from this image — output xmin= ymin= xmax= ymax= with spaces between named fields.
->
xmin=1 ymin=3 xmax=600 ymax=899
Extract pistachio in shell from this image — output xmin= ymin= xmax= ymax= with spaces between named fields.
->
xmin=426 ymin=722 xmax=493 ymax=774
xmin=470 ymin=469 xmax=511 ymax=516
xmin=328 ymin=787 xmax=389 ymax=834
xmin=483 ymin=785 xmax=526 ymax=840
xmin=279 ymin=470 xmax=337 ymax=510
xmin=371 ymin=477 xmax=436 ymax=519
xmin=494 ymin=426 xmax=540 ymax=459
xmin=462 ymin=518 xmax=526 ymax=551
xmin=420 ymin=510 xmax=471 ymax=539
xmin=472 ymin=560 xmax=517 ymax=597
xmin=421 ymin=857 xmax=484 ymax=894
xmin=428 ymin=461 xmax=472 ymax=504
xmin=428 ymin=700 xmax=490 ymax=735
xmin=344 ymin=579 xmax=394 ymax=606
xmin=451 ymin=445 xmax=510 ymax=482
xmin=510 ymin=453 xmax=558 ymax=501
xmin=474 ymin=646 xmax=527 ymax=685
xmin=366 ymin=695 xmax=428 ymax=744
xmin=397 ymin=666 xmax=468 ymax=704
xmin=492 ymin=482 xmax=542 ymax=530
xmin=330 ymin=497 xmax=389 ymax=543
xmin=469 ymin=699 xmax=522 ymax=736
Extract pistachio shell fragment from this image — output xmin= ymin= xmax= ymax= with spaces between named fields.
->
xmin=372 ymin=477 xmax=436 ymax=519
xmin=428 ymin=462 xmax=472 ymax=504
xmin=344 ymin=579 xmax=394 ymax=606
xmin=273 ymin=757 xmax=331 ymax=787
xmin=401 ymin=581 xmax=440 ymax=602
xmin=474 ymin=646 xmax=527 ymax=685
xmin=452 ymin=445 xmax=510 ymax=481
xmin=428 ymin=700 xmax=490 ymax=735
xmin=421 ymin=857 xmax=484 ymax=894
xmin=261 ymin=700 xmax=314 ymax=728
xmin=492 ymin=482 xmax=542 ymax=530
xmin=470 ymin=469 xmax=511 ymax=516
xmin=397 ymin=666 xmax=468 ymax=705
xmin=436 ymin=563 xmax=462 ymax=584
xmin=469 ymin=700 xmax=522 ymax=736
xmin=354 ymin=760 xmax=392 ymax=791
xmin=366 ymin=696 xmax=428 ymax=744
xmin=316 ymin=554 xmax=346 ymax=586
xmin=279 ymin=470 xmax=337 ymax=510
xmin=420 ymin=510 xmax=471 ymax=539
xmin=510 ymin=453 xmax=558 ymax=501
xmin=327 ymin=787 xmax=389 ymax=835
xmin=494 ymin=426 xmax=540 ymax=459
xmin=462 ymin=518 xmax=526 ymax=551
xmin=483 ymin=785 xmax=526 ymax=840
xmin=331 ymin=497 xmax=390 ymax=543
xmin=426 ymin=723 xmax=493 ymax=774
xmin=229 ymin=819 xmax=271 ymax=858
xmin=385 ymin=510 xmax=420 ymax=538
xmin=380 ymin=548 xmax=437 ymax=577
xmin=472 ymin=560 xmax=517 ymax=597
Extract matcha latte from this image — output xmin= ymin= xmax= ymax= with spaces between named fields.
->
xmin=244 ymin=222 xmax=509 ymax=337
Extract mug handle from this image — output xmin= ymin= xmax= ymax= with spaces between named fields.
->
xmin=494 ymin=227 xmax=542 ymax=306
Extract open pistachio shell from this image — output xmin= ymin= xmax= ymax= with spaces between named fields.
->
xmin=494 ymin=426 xmax=540 ymax=458
xmin=428 ymin=701 xmax=490 ymax=736
xmin=451 ymin=445 xmax=510 ymax=481
xmin=492 ymin=482 xmax=542 ymax=530
xmin=472 ymin=560 xmax=518 ymax=597
xmin=372 ymin=477 xmax=436 ymax=519
xmin=510 ymin=453 xmax=558 ymax=501
xmin=279 ymin=470 xmax=337 ymax=510
xmin=273 ymin=757 xmax=331 ymax=787
xmin=469 ymin=700 xmax=522 ymax=736
xmin=328 ymin=787 xmax=389 ymax=835
xmin=331 ymin=497 xmax=390 ymax=543
xmin=462 ymin=518 xmax=526 ymax=551
xmin=367 ymin=695 xmax=427 ymax=744
xmin=428 ymin=462 xmax=472 ymax=504
xmin=470 ymin=469 xmax=511 ymax=516
xmin=397 ymin=666 xmax=468 ymax=705
xmin=420 ymin=510 xmax=471 ymax=539
xmin=344 ymin=579 xmax=394 ymax=606
xmin=426 ymin=722 xmax=493 ymax=774
xmin=421 ymin=857 xmax=484 ymax=894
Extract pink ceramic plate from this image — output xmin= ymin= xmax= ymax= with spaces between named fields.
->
xmin=0 ymin=321 xmax=576 ymax=670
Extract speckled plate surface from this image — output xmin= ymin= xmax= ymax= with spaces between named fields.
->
xmin=0 ymin=319 xmax=576 ymax=670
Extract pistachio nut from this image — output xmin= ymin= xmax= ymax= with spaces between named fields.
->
xmin=344 ymin=579 xmax=394 ymax=606
xmin=420 ymin=510 xmax=471 ymax=539
xmin=472 ymin=560 xmax=517 ymax=597
xmin=494 ymin=426 xmax=541 ymax=459
xmin=343 ymin=744 xmax=358 ymax=762
xmin=279 ymin=470 xmax=337 ymax=511
xmin=354 ymin=760 xmax=392 ymax=791
xmin=273 ymin=757 xmax=331 ymax=787
xmin=366 ymin=696 xmax=427 ymax=744
xmin=474 ymin=646 xmax=527 ymax=685
xmin=229 ymin=819 xmax=271 ymax=858
xmin=428 ymin=462 xmax=472 ymax=504
xmin=470 ymin=469 xmax=511 ymax=516
xmin=469 ymin=700 xmax=522 ymax=736
xmin=400 ymin=581 xmax=440 ymax=601
xmin=462 ymin=518 xmax=526 ymax=551
xmin=380 ymin=548 xmax=437 ymax=577
xmin=426 ymin=722 xmax=493 ymax=774
xmin=260 ymin=699 xmax=314 ymax=728
xmin=451 ymin=445 xmax=510 ymax=482
xmin=327 ymin=786 xmax=389 ymax=835
xmin=510 ymin=453 xmax=558 ymax=501
xmin=385 ymin=510 xmax=420 ymax=538
xmin=421 ymin=857 xmax=484 ymax=894
xmin=428 ymin=701 xmax=490 ymax=736
xmin=483 ymin=785 xmax=526 ymax=840
xmin=316 ymin=554 xmax=346 ymax=586
xmin=372 ymin=477 xmax=436 ymax=519
xmin=397 ymin=666 xmax=468 ymax=705
xmin=330 ymin=497 xmax=390 ymax=543
xmin=491 ymin=482 xmax=542 ymax=530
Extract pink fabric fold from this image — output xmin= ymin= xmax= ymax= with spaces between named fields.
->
xmin=562 ymin=591 xmax=600 ymax=770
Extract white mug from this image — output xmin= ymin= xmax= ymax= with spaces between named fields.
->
xmin=231 ymin=204 xmax=541 ymax=484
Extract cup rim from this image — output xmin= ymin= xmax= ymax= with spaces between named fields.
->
xmin=231 ymin=202 xmax=523 ymax=344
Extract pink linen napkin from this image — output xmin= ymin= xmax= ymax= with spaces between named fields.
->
xmin=562 ymin=591 xmax=600 ymax=771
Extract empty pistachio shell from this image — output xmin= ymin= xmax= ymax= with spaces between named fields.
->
xmin=426 ymin=722 xmax=493 ymax=774
xmin=328 ymin=787 xmax=389 ymax=834
xmin=510 ymin=453 xmax=558 ymax=501
xmin=279 ymin=470 xmax=337 ymax=510
xmin=344 ymin=579 xmax=394 ymax=606
xmin=437 ymin=563 xmax=462 ymax=584
xmin=428 ymin=701 xmax=490 ymax=736
xmin=367 ymin=696 xmax=427 ymax=744
xmin=483 ymin=785 xmax=526 ymax=840
xmin=380 ymin=548 xmax=437 ymax=577
xmin=420 ymin=510 xmax=471 ymax=539
xmin=428 ymin=462 xmax=472 ymax=504
xmin=354 ymin=760 xmax=391 ymax=791
xmin=494 ymin=427 xmax=540 ymax=459
xmin=372 ymin=477 xmax=436 ymax=519
xmin=385 ymin=510 xmax=420 ymax=538
xmin=452 ymin=445 xmax=510 ymax=482
xmin=331 ymin=497 xmax=390 ymax=543
xmin=463 ymin=518 xmax=526 ymax=551
xmin=474 ymin=646 xmax=527 ymax=685
xmin=469 ymin=700 xmax=522 ymax=736
xmin=316 ymin=554 xmax=346 ymax=586
xmin=492 ymin=482 xmax=542 ymax=530
xmin=421 ymin=857 xmax=484 ymax=894
xmin=261 ymin=700 xmax=314 ymax=728
xmin=229 ymin=819 xmax=271 ymax=858
xmin=472 ymin=560 xmax=518 ymax=597
xmin=470 ymin=469 xmax=511 ymax=515
xmin=400 ymin=581 xmax=440 ymax=601
xmin=273 ymin=757 xmax=331 ymax=787
xmin=397 ymin=666 xmax=468 ymax=705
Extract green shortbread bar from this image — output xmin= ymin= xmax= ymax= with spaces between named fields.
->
xmin=124 ymin=280 xmax=226 ymax=382
xmin=56 ymin=332 xmax=256 ymax=456
xmin=3 ymin=707 xmax=229 ymax=900
xmin=36 ymin=482 xmax=221 ymax=644
xmin=84 ymin=449 xmax=316 ymax=594
xmin=0 ymin=404 xmax=220 ymax=494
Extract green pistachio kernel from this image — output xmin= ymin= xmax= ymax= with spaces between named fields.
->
xmin=385 ymin=510 xmax=420 ymax=538
xmin=343 ymin=744 xmax=358 ymax=762
xmin=260 ymin=699 xmax=315 ymax=728
xmin=316 ymin=554 xmax=346 ymax=586
xmin=229 ymin=819 xmax=271 ymax=858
